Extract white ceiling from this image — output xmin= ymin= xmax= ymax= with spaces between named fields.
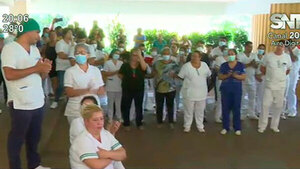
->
xmin=0 ymin=0 xmax=299 ymax=15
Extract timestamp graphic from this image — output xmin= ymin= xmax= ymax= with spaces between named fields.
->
xmin=1 ymin=14 xmax=29 ymax=33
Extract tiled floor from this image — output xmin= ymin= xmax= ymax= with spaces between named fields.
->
xmin=1 ymin=96 xmax=300 ymax=169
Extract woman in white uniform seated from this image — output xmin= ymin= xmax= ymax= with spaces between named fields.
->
xmin=70 ymin=96 xmax=121 ymax=144
xmin=70 ymin=104 xmax=127 ymax=169
xmin=70 ymin=96 xmax=124 ymax=169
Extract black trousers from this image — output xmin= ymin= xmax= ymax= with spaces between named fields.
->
xmin=121 ymin=90 xmax=144 ymax=127
xmin=0 ymin=65 xmax=8 ymax=102
xmin=209 ymin=69 xmax=218 ymax=101
xmin=155 ymin=91 xmax=176 ymax=124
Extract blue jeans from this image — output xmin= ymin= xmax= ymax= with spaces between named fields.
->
xmin=7 ymin=103 xmax=45 ymax=169
xmin=55 ymin=71 xmax=65 ymax=102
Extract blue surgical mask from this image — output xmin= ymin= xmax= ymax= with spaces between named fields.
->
xmin=43 ymin=33 xmax=49 ymax=38
xmin=163 ymin=55 xmax=170 ymax=61
xmin=75 ymin=54 xmax=87 ymax=64
xmin=258 ymin=49 xmax=264 ymax=55
xmin=223 ymin=50 xmax=228 ymax=56
xmin=219 ymin=41 xmax=226 ymax=47
xmin=113 ymin=54 xmax=120 ymax=60
xmin=228 ymin=55 xmax=236 ymax=62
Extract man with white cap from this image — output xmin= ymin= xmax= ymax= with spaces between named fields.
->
xmin=1 ymin=18 xmax=52 ymax=169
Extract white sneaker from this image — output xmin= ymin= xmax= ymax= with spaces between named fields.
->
xmin=50 ymin=102 xmax=58 ymax=109
xmin=220 ymin=129 xmax=227 ymax=135
xmin=235 ymin=130 xmax=241 ymax=136
xmin=198 ymin=128 xmax=205 ymax=133
xmin=215 ymin=119 xmax=222 ymax=123
xmin=35 ymin=166 xmax=51 ymax=169
xmin=271 ymin=128 xmax=280 ymax=133
xmin=183 ymin=128 xmax=190 ymax=133
xmin=288 ymin=113 xmax=296 ymax=118
xmin=258 ymin=128 xmax=265 ymax=133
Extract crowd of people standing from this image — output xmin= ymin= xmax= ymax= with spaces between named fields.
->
xmin=0 ymin=18 xmax=299 ymax=169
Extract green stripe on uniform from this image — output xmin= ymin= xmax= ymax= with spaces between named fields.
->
xmin=80 ymin=153 xmax=99 ymax=161
xmin=111 ymin=142 xmax=121 ymax=150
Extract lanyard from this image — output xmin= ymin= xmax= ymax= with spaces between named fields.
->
xmin=132 ymin=69 xmax=136 ymax=78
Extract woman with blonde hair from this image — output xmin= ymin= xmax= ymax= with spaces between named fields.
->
xmin=70 ymin=104 xmax=126 ymax=169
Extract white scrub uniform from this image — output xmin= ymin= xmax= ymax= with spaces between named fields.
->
xmin=211 ymin=47 xmax=224 ymax=68
xmin=103 ymin=59 xmax=123 ymax=122
xmin=255 ymin=54 xmax=265 ymax=115
xmin=237 ymin=52 xmax=258 ymax=118
xmin=70 ymin=129 xmax=123 ymax=169
xmin=55 ymin=39 xmax=73 ymax=71
xmin=178 ymin=62 xmax=211 ymax=130
xmin=214 ymin=56 xmax=227 ymax=121
xmin=64 ymin=64 xmax=104 ymax=124
xmin=69 ymin=118 xmax=125 ymax=169
xmin=258 ymin=52 xmax=292 ymax=131
xmin=1 ymin=42 xmax=45 ymax=110
xmin=287 ymin=47 xmax=300 ymax=116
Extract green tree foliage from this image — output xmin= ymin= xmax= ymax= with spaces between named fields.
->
xmin=233 ymin=28 xmax=249 ymax=52
xmin=89 ymin=21 xmax=105 ymax=40
xmin=205 ymin=30 xmax=232 ymax=46
xmin=144 ymin=22 xmax=248 ymax=52
xmin=187 ymin=32 xmax=206 ymax=50
xmin=108 ymin=17 xmax=126 ymax=49
xmin=144 ymin=29 xmax=178 ymax=53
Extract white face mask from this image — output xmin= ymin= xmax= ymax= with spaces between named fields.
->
xmin=119 ymin=48 xmax=124 ymax=52
xmin=219 ymin=41 xmax=226 ymax=47
xmin=113 ymin=54 xmax=120 ymax=60
xmin=223 ymin=50 xmax=228 ymax=56
xmin=196 ymin=47 xmax=205 ymax=53
xmin=163 ymin=55 xmax=170 ymax=61
xmin=293 ymin=46 xmax=299 ymax=55
xmin=257 ymin=49 xmax=264 ymax=55
xmin=151 ymin=51 xmax=157 ymax=56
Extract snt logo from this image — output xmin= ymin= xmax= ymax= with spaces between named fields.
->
xmin=270 ymin=14 xmax=300 ymax=30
